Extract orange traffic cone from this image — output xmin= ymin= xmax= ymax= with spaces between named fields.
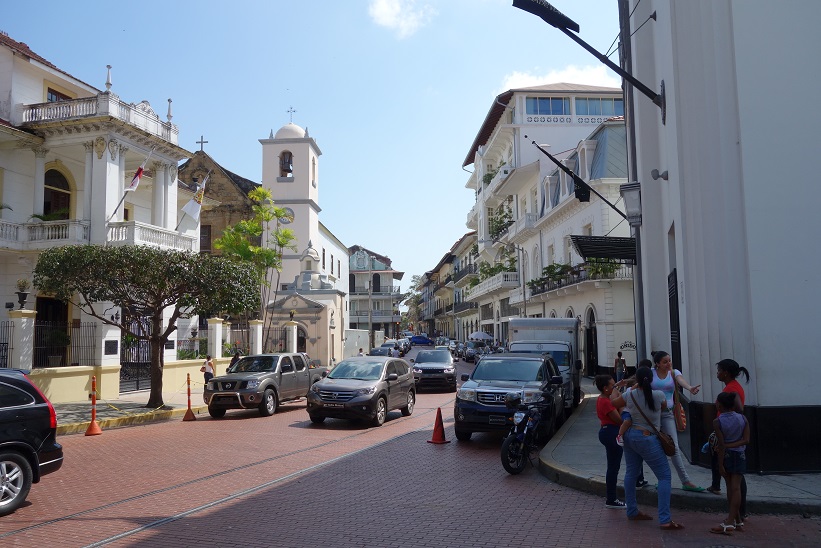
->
xmin=183 ymin=373 xmax=196 ymax=421
xmin=85 ymin=375 xmax=102 ymax=436
xmin=427 ymin=407 xmax=450 ymax=444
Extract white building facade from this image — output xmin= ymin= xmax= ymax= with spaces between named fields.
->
xmin=348 ymin=246 xmax=403 ymax=345
xmin=625 ymin=0 xmax=821 ymax=472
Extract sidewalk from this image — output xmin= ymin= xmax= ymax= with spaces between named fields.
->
xmin=538 ymin=377 xmax=821 ymax=516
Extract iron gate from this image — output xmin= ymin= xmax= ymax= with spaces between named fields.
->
xmin=120 ymin=318 xmax=151 ymax=392
xmin=0 ymin=321 xmax=13 ymax=368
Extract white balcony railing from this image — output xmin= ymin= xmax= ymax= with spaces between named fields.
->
xmin=464 ymin=271 xmax=519 ymax=302
xmin=20 ymin=93 xmax=179 ymax=145
xmin=107 ymin=221 xmax=197 ymax=252
xmin=0 ymin=219 xmax=90 ymax=250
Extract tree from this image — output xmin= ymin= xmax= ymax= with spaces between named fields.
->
xmin=400 ymin=274 xmax=424 ymax=331
xmin=32 ymin=245 xmax=259 ymax=408
xmin=213 ymin=187 xmax=296 ymax=351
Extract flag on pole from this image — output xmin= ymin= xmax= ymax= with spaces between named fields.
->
xmin=124 ymin=147 xmax=155 ymax=192
xmin=181 ymin=172 xmax=209 ymax=221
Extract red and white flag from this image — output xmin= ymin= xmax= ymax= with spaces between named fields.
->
xmin=181 ymin=172 xmax=210 ymax=221
xmin=124 ymin=147 xmax=154 ymax=192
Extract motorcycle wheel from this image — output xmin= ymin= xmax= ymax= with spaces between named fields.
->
xmin=501 ymin=434 xmax=528 ymax=475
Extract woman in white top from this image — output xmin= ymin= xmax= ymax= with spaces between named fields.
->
xmin=651 ymin=350 xmax=704 ymax=492
xmin=202 ymin=354 xmax=215 ymax=384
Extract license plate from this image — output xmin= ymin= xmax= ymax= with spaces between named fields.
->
xmin=324 ymin=403 xmax=344 ymax=408
xmin=489 ymin=415 xmax=508 ymax=425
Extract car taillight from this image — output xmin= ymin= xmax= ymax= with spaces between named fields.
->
xmin=25 ymin=373 xmax=58 ymax=429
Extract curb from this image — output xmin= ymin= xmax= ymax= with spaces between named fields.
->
xmin=538 ymin=393 xmax=820 ymax=516
xmin=57 ymin=405 xmax=209 ymax=436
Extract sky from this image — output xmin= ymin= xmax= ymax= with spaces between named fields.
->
xmin=4 ymin=0 xmax=621 ymax=291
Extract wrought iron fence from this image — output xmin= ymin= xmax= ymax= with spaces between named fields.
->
xmin=228 ymin=328 xmax=249 ymax=356
xmin=120 ymin=317 xmax=151 ymax=392
xmin=33 ymin=321 xmax=96 ymax=368
xmin=0 ymin=321 xmax=13 ymax=368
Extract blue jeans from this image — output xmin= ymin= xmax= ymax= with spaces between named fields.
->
xmin=623 ymin=428 xmax=672 ymax=524
xmin=598 ymin=425 xmax=622 ymax=502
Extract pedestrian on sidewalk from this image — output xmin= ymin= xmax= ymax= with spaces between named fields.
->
xmin=201 ymin=355 xmax=215 ymax=385
xmin=615 ymin=366 xmax=683 ymax=529
xmin=616 ymin=371 xmax=649 ymax=490
xmin=710 ymin=391 xmax=750 ymax=535
xmin=651 ymin=350 xmax=706 ymax=492
xmin=614 ymin=351 xmax=627 ymax=382
xmin=229 ymin=351 xmax=241 ymax=371
xmin=595 ymin=375 xmax=626 ymax=509
xmin=708 ymin=359 xmax=750 ymax=518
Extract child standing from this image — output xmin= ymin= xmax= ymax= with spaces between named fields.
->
xmin=710 ymin=391 xmax=750 ymax=535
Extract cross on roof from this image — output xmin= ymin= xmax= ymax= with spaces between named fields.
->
xmin=196 ymin=135 xmax=208 ymax=151
xmin=287 ymin=106 xmax=296 ymax=123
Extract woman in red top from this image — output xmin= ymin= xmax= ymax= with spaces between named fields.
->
xmin=595 ymin=374 xmax=626 ymax=509
xmin=708 ymin=359 xmax=751 ymax=523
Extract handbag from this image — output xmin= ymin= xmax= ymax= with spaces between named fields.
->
xmin=673 ymin=388 xmax=687 ymax=432
xmin=630 ymin=392 xmax=677 ymax=456
xmin=200 ymin=366 xmax=206 ymax=372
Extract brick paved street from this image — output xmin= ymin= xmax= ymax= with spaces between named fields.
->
xmin=3 ymin=361 xmax=820 ymax=547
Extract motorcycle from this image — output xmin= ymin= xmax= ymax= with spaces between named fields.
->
xmin=500 ymin=391 xmax=555 ymax=475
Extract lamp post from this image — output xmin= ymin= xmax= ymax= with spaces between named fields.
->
xmin=620 ymin=182 xmax=646 ymax=361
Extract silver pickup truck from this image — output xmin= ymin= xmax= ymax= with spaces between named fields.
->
xmin=203 ymin=353 xmax=327 ymax=418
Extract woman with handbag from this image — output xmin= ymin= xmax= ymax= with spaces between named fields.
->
xmin=651 ymin=351 xmax=706 ymax=492
xmin=615 ymin=366 xmax=683 ymax=529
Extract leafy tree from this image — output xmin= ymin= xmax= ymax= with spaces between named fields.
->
xmin=213 ymin=187 xmax=296 ymax=351
xmin=32 ymin=245 xmax=259 ymax=408
xmin=400 ymin=274 xmax=424 ymax=330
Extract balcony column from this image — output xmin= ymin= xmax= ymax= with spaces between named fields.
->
xmin=89 ymin=137 xmax=123 ymax=244
xmin=151 ymin=161 xmax=167 ymax=227
xmin=8 ymin=309 xmax=36 ymax=369
xmin=32 ymin=146 xmax=49 ymax=216
xmin=117 ymin=142 xmax=127 ymax=215
xmin=82 ymin=141 xmax=93 ymax=220
xmin=166 ymin=165 xmax=178 ymax=230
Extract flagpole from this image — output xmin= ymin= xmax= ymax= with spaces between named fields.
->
xmin=174 ymin=211 xmax=187 ymax=231
xmin=107 ymin=146 xmax=155 ymax=223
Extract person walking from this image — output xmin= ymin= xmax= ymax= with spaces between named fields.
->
xmin=617 ymin=366 xmax=683 ymax=529
xmin=614 ymin=351 xmax=627 ymax=382
xmin=595 ymin=375 xmax=626 ymax=509
xmin=201 ymin=355 xmax=215 ymax=385
xmin=708 ymin=358 xmax=751 ymax=521
xmin=710 ymin=391 xmax=750 ymax=535
xmin=651 ymin=351 xmax=706 ymax=492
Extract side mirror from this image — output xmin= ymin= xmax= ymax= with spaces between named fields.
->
xmin=549 ymin=375 xmax=563 ymax=385
xmin=386 ymin=373 xmax=399 ymax=381
xmin=575 ymin=359 xmax=583 ymax=371
xmin=461 ymin=374 xmax=470 ymax=381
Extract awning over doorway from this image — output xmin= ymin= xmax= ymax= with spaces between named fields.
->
xmin=570 ymin=235 xmax=636 ymax=263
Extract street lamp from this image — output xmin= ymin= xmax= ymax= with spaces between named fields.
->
xmin=620 ymin=182 xmax=646 ymax=362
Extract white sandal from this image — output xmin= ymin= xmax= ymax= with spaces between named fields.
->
xmin=709 ymin=522 xmax=735 ymax=535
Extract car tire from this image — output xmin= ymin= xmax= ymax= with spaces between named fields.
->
xmin=259 ymin=388 xmax=278 ymax=417
xmin=370 ymin=397 xmax=387 ymax=427
xmin=0 ymin=450 xmax=33 ymax=517
xmin=309 ymin=414 xmax=326 ymax=424
xmin=208 ymin=406 xmax=226 ymax=419
xmin=455 ymin=428 xmax=472 ymax=441
xmin=400 ymin=391 xmax=415 ymax=416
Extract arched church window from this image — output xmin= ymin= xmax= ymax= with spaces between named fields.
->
xmin=44 ymin=169 xmax=70 ymax=219
xmin=280 ymin=151 xmax=293 ymax=177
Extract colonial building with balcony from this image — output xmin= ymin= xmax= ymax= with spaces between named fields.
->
xmin=450 ymin=231 xmax=478 ymax=342
xmin=461 ymin=83 xmax=635 ymax=369
xmin=348 ymin=246 xmax=403 ymax=341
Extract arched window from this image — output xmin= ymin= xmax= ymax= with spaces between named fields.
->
xmin=349 ymin=273 xmax=355 ymax=292
xmin=372 ymin=273 xmax=381 ymax=293
xmin=44 ymin=169 xmax=70 ymax=219
xmin=566 ymin=308 xmax=575 ymax=318
xmin=279 ymin=151 xmax=293 ymax=177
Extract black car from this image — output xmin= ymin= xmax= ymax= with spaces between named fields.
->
xmin=411 ymin=349 xmax=457 ymax=392
xmin=0 ymin=369 xmax=63 ymax=516
xmin=368 ymin=347 xmax=391 ymax=357
xmin=453 ymin=353 xmax=564 ymax=441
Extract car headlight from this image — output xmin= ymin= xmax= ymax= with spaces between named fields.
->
xmin=310 ymin=383 xmax=321 ymax=393
xmin=456 ymin=388 xmax=476 ymax=402
xmin=246 ymin=380 xmax=260 ymax=390
xmin=443 ymin=366 xmax=455 ymax=373
xmin=522 ymin=390 xmax=543 ymax=403
xmin=413 ymin=367 xmax=423 ymax=373
xmin=513 ymin=411 xmax=526 ymax=425
xmin=208 ymin=382 xmax=217 ymax=391
xmin=356 ymin=386 xmax=376 ymax=396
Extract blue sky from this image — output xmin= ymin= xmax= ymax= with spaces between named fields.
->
xmin=5 ymin=0 xmax=621 ymax=290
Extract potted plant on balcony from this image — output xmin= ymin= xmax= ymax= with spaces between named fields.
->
xmin=29 ymin=208 xmax=69 ymax=222
xmin=46 ymin=328 xmax=71 ymax=367
xmin=586 ymin=259 xmax=619 ymax=279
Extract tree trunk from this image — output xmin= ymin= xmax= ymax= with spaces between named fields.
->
xmin=147 ymin=313 xmax=165 ymax=408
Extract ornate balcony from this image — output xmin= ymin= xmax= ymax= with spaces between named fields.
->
xmin=454 ymin=301 xmax=478 ymax=315
xmin=508 ymin=213 xmax=538 ymax=242
xmin=0 ymin=219 xmax=90 ymax=251
xmin=464 ymin=271 xmax=519 ymax=302
xmin=530 ymin=263 xmax=633 ymax=297
xmin=107 ymin=221 xmax=197 ymax=252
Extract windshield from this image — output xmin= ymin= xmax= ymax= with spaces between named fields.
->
xmin=328 ymin=360 xmax=385 ymax=381
xmin=466 ymin=341 xmax=486 ymax=349
xmin=415 ymin=350 xmax=451 ymax=363
xmin=508 ymin=348 xmax=570 ymax=369
xmin=228 ymin=356 xmax=278 ymax=373
xmin=472 ymin=358 xmax=544 ymax=382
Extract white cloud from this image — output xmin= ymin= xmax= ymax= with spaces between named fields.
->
xmin=368 ymin=0 xmax=437 ymax=39
xmin=499 ymin=65 xmax=621 ymax=93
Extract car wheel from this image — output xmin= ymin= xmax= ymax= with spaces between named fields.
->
xmin=309 ymin=414 xmax=326 ymax=424
xmin=501 ymin=435 xmax=527 ymax=475
xmin=208 ymin=406 xmax=226 ymax=419
xmin=455 ymin=428 xmax=472 ymax=441
xmin=400 ymin=391 xmax=415 ymax=416
xmin=0 ymin=451 xmax=33 ymax=517
xmin=259 ymin=389 xmax=278 ymax=417
xmin=370 ymin=397 xmax=387 ymax=427
xmin=573 ymin=386 xmax=581 ymax=408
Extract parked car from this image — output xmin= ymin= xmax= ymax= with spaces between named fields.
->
xmin=203 ymin=353 xmax=327 ymax=418
xmin=411 ymin=349 xmax=457 ymax=392
xmin=463 ymin=340 xmax=487 ymax=362
xmin=410 ymin=335 xmax=434 ymax=346
xmin=380 ymin=340 xmax=405 ymax=356
xmin=453 ymin=353 xmax=564 ymax=441
xmin=369 ymin=347 xmax=392 ymax=356
xmin=0 ymin=369 xmax=64 ymax=516
xmin=398 ymin=338 xmax=411 ymax=354
xmin=306 ymin=356 xmax=416 ymax=426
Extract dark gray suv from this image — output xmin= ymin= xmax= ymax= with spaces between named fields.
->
xmin=306 ymin=357 xmax=415 ymax=427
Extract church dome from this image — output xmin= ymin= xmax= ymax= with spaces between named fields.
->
xmin=274 ymin=122 xmax=306 ymax=139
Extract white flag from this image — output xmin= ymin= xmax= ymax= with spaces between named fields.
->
xmin=181 ymin=173 xmax=209 ymax=221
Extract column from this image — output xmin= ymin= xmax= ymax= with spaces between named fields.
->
xmin=151 ymin=161 xmax=166 ymax=226
xmin=8 ymin=309 xmax=36 ymax=369
xmin=207 ymin=317 xmax=223 ymax=360
xmin=32 ymin=147 xmax=49 ymax=216
xmin=89 ymin=138 xmax=123 ymax=243
xmin=166 ymin=165 xmax=178 ymax=230
xmin=249 ymin=319 xmax=263 ymax=355
xmin=116 ymin=141 xmax=126 ymax=218
xmin=83 ymin=141 xmax=93 ymax=220
xmin=285 ymin=323 xmax=297 ymax=353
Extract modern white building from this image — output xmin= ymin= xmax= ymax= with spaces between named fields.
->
xmin=461 ymin=83 xmax=635 ymax=371
xmin=624 ymin=0 xmax=821 ymax=472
